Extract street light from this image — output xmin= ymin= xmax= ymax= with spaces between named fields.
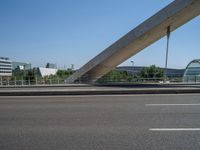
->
xmin=131 ymin=61 xmax=134 ymax=76
xmin=164 ymin=26 xmax=171 ymax=83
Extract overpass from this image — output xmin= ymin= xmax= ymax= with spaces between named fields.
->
xmin=66 ymin=0 xmax=200 ymax=84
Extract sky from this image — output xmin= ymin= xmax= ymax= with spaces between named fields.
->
xmin=0 ymin=0 xmax=200 ymax=69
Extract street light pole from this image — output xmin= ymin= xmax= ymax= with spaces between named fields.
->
xmin=131 ymin=61 xmax=134 ymax=76
xmin=164 ymin=26 xmax=171 ymax=83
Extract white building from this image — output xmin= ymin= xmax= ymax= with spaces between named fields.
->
xmin=35 ymin=67 xmax=58 ymax=77
xmin=0 ymin=57 xmax=12 ymax=77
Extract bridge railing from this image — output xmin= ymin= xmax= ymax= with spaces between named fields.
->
xmin=0 ymin=78 xmax=66 ymax=86
xmin=0 ymin=75 xmax=200 ymax=87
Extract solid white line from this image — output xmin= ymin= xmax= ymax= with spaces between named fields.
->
xmin=149 ymin=128 xmax=200 ymax=131
xmin=146 ymin=104 xmax=200 ymax=106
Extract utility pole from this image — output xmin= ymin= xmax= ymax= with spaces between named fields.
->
xmin=164 ymin=26 xmax=171 ymax=83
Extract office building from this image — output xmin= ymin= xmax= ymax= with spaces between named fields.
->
xmin=12 ymin=62 xmax=31 ymax=71
xmin=0 ymin=57 xmax=12 ymax=77
xmin=46 ymin=63 xmax=57 ymax=69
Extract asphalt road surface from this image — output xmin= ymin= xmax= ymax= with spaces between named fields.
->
xmin=0 ymin=94 xmax=200 ymax=150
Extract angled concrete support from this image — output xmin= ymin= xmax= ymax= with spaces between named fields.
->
xmin=66 ymin=0 xmax=200 ymax=84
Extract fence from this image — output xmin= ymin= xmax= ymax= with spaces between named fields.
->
xmin=182 ymin=76 xmax=200 ymax=83
xmin=97 ymin=77 xmax=183 ymax=84
xmin=0 ymin=77 xmax=66 ymax=86
xmin=0 ymin=75 xmax=200 ymax=87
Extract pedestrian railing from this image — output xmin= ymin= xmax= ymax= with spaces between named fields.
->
xmin=0 ymin=78 xmax=67 ymax=86
xmin=1 ymin=76 xmax=200 ymax=87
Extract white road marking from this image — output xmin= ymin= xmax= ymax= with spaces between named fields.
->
xmin=146 ymin=104 xmax=200 ymax=106
xmin=149 ymin=128 xmax=200 ymax=131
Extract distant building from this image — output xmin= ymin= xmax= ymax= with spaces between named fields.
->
xmin=71 ymin=64 xmax=74 ymax=70
xmin=0 ymin=57 xmax=12 ymax=77
xmin=116 ymin=66 xmax=144 ymax=75
xmin=34 ymin=67 xmax=58 ymax=77
xmin=165 ymin=68 xmax=185 ymax=78
xmin=12 ymin=62 xmax=31 ymax=71
xmin=183 ymin=59 xmax=200 ymax=83
xmin=116 ymin=66 xmax=185 ymax=78
xmin=46 ymin=63 xmax=57 ymax=69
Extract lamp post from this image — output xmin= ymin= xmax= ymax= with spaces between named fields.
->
xmin=131 ymin=61 xmax=134 ymax=76
xmin=164 ymin=26 xmax=171 ymax=83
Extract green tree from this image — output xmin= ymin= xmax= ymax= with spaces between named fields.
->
xmin=97 ymin=70 xmax=133 ymax=83
xmin=25 ymin=69 xmax=35 ymax=83
xmin=56 ymin=70 xmax=73 ymax=78
xmin=137 ymin=65 xmax=164 ymax=78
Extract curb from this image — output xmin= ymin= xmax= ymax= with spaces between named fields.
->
xmin=1 ymin=88 xmax=200 ymax=96
xmin=0 ymin=84 xmax=91 ymax=89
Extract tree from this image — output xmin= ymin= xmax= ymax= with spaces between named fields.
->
xmin=97 ymin=70 xmax=133 ymax=83
xmin=56 ymin=70 xmax=73 ymax=78
xmin=137 ymin=65 xmax=164 ymax=78
xmin=25 ymin=69 xmax=35 ymax=83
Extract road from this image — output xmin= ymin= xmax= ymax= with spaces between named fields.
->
xmin=0 ymin=94 xmax=200 ymax=150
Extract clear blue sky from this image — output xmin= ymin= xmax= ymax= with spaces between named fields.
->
xmin=0 ymin=0 xmax=200 ymax=69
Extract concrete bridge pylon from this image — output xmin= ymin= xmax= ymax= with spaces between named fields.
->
xmin=66 ymin=0 xmax=200 ymax=84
